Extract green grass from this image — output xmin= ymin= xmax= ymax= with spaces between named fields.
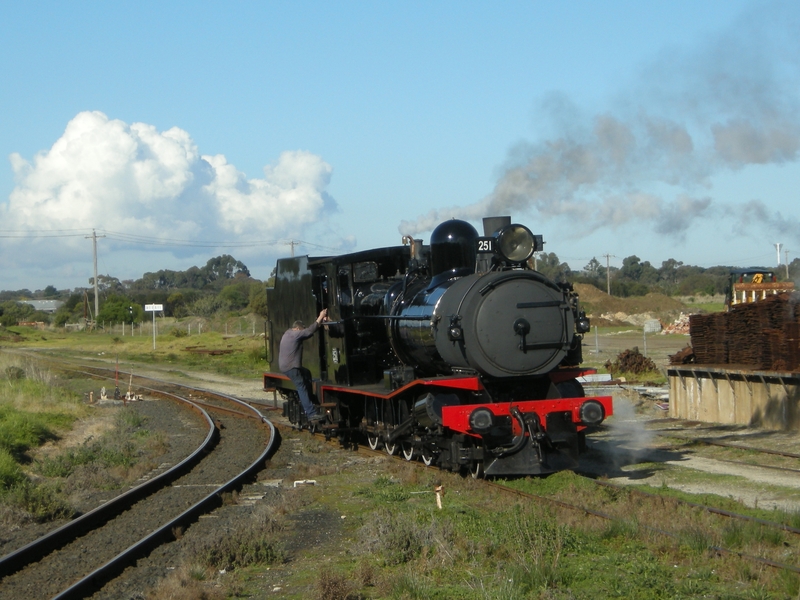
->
xmin=0 ymin=353 xmax=169 ymax=522
xmin=689 ymin=302 xmax=725 ymax=313
xmin=0 ymin=405 xmax=68 ymax=458
xmin=35 ymin=406 xmax=162 ymax=481
xmin=21 ymin=327 xmax=269 ymax=379
xmin=231 ymin=456 xmax=800 ymax=598
xmin=0 ymin=448 xmax=25 ymax=488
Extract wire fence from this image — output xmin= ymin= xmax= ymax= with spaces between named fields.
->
xmin=63 ymin=315 xmax=267 ymax=338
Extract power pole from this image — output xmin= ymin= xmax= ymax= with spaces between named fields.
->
xmin=603 ymin=254 xmax=614 ymax=296
xmin=86 ymin=229 xmax=106 ymax=322
xmin=288 ymin=240 xmax=299 ymax=257
xmin=785 ymin=249 xmax=790 ymax=279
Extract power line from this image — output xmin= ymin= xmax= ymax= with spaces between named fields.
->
xmin=0 ymin=228 xmax=340 ymax=252
xmin=0 ymin=231 xmax=89 ymax=238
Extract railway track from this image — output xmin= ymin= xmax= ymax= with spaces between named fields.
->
xmin=0 ymin=365 xmax=276 ymax=599
xmin=13 ymin=353 xmax=797 ymax=591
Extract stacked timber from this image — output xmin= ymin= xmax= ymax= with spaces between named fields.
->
xmin=787 ymin=322 xmax=800 ymax=371
xmin=687 ymin=292 xmax=800 ymax=371
xmin=688 ymin=312 xmax=728 ymax=364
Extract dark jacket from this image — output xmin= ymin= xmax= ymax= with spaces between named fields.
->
xmin=278 ymin=322 xmax=320 ymax=372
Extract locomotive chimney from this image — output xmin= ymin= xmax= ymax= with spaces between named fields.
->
xmin=482 ymin=216 xmax=511 ymax=236
xmin=402 ymin=236 xmax=424 ymax=261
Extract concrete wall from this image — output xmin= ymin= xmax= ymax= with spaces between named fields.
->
xmin=668 ymin=366 xmax=800 ymax=430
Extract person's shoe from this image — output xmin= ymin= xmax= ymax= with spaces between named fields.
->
xmin=308 ymin=411 xmax=326 ymax=422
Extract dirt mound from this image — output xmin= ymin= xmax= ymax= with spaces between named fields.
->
xmin=574 ymin=283 xmax=689 ymax=326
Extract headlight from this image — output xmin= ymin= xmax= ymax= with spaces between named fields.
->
xmin=576 ymin=315 xmax=591 ymax=333
xmin=468 ymin=408 xmax=494 ymax=434
xmin=579 ymin=400 xmax=605 ymax=425
xmin=496 ymin=224 xmax=535 ymax=262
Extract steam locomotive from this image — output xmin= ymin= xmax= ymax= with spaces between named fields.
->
xmin=263 ymin=216 xmax=612 ymax=477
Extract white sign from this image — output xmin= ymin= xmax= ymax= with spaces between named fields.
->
xmin=145 ymin=304 xmax=164 ymax=312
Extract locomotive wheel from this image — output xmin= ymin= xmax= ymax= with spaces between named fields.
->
xmin=384 ymin=441 xmax=398 ymax=455
xmin=367 ymin=433 xmax=382 ymax=450
xmin=421 ymin=447 xmax=435 ymax=466
xmin=401 ymin=441 xmax=415 ymax=461
xmin=470 ymin=461 xmax=484 ymax=479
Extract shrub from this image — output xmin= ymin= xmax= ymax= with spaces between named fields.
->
xmin=0 ymin=448 xmax=24 ymax=489
xmin=0 ymin=406 xmax=60 ymax=455
xmin=3 ymin=480 xmax=74 ymax=521
xmin=187 ymin=504 xmax=285 ymax=571
xmin=190 ymin=528 xmax=284 ymax=571
xmin=604 ymin=347 xmax=658 ymax=376
xmin=316 ymin=571 xmax=355 ymax=600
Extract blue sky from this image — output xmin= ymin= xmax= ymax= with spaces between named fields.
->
xmin=1 ymin=1 xmax=798 ymax=292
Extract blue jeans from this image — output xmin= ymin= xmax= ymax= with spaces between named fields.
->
xmin=284 ymin=368 xmax=316 ymax=417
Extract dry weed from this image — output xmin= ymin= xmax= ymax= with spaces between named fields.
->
xmin=316 ymin=570 xmax=355 ymax=600
xmin=144 ymin=564 xmax=225 ymax=600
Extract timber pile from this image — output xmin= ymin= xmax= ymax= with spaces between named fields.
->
xmin=669 ymin=346 xmax=695 ymax=364
xmin=685 ymin=292 xmax=800 ymax=370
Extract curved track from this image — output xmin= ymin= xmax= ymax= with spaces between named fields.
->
xmin=0 ymin=366 xmax=276 ymax=599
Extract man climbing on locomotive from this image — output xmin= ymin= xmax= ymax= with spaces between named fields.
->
xmin=279 ymin=308 xmax=328 ymax=421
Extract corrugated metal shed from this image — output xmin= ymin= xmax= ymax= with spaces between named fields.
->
xmin=20 ymin=300 xmax=64 ymax=313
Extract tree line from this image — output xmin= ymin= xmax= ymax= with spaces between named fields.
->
xmin=2 ymin=252 xmax=799 ymax=328
xmin=534 ymin=253 xmax=798 ymax=298
xmin=0 ymin=255 xmax=268 ymax=327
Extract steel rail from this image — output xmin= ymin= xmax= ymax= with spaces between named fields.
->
xmin=0 ymin=391 xmax=216 ymax=579
xmin=708 ymin=456 xmax=800 ymax=476
xmin=52 ymin=391 xmax=276 ymax=600
xmin=589 ymin=478 xmax=800 ymax=536
xmin=649 ymin=427 xmax=800 ymax=460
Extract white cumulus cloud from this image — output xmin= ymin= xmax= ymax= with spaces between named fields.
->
xmin=204 ymin=150 xmax=333 ymax=235
xmin=3 ymin=111 xmax=334 ymax=241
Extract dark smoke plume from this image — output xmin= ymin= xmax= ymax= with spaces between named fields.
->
xmin=399 ymin=1 xmax=800 ymax=242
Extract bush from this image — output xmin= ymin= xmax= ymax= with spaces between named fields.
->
xmin=0 ymin=448 xmax=25 ymax=489
xmin=0 ymin=406 xmax=60 ymax=455
xmin=37 ymin=407 xmax=151 ymax=481
xmin=604 ymin=347 xmax=658 ymax=376
xmin=2 ymin=480 xmax=74 ymax=521
xmin=183 ymin=502 xmax=285 ymax=571
xmin=189 ymin=525 xmax=285 ymax=571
